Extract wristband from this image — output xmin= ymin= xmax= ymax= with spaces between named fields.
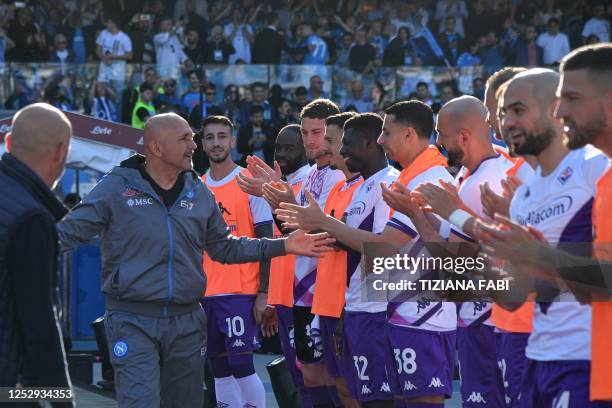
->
xmin=448 ymin=209 xmax=472 ymax=233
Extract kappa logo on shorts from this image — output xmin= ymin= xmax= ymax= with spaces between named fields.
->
xmin=380 ymin=382 xmax=391 ymax=392
xmin=361 ymin=384 xmax=372 ymax=395
xmin=428 ymin=377 xmax=444 ymax=388
xmin=216 ymin=402 xmax=229 ymax=408
xmin=233 ymin=339 xmax=246 ymax=347
xmin=404 ymin=381 xmax=418 ymax=391
xmin=113 ymin=341 xmax=128 ymax=358
xmin=466 ymin=392 xmax=487 ymax=403
xmin=313 ymin=349 xmax=322 ymax=358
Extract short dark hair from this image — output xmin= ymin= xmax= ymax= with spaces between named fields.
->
xmin=485 ymin=67 xmax=527 ymax=93
xmin=206 ymin=83 xmax=216 ymax=91
xmin=202 ymin=115 xmax=234 ymax=131
xmin=548 ymin=17 xmax=560 ymax=25
xmin=326 ymin=112 xmax=357 ymax=128
xmin=251 ymin=82 xmax=266 ymax=91
xmin=295 ymin=86 xmax=308 ymax=96
xmin=187 ymin=69 xmax=203 ymax=80
xmin=384 ymin=101 xmax=434 ymax=140
xmin=344 ymin=113 xmax=383 ymax=141
xmin=140 ymin=82 xmax=154 ymax=93
xmin=250 ymin=105 xmax=264 ymax=115
xmin=560 ymin=43 xmax=612 ymax=76
xmin=300 ymin=99 xmax=340 ymax=120
xmin=417 ymin=82 xmax=429 ymax=89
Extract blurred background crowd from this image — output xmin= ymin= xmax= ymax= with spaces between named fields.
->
xmin=0 ymin=0 xmax=610 ymax=163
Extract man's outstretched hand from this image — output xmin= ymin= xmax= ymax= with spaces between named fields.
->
xmin=284 ymin=229 xmax=335 ymax=257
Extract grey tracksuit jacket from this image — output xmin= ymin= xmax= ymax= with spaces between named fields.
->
xmin=57 ymin=155 xmax=286 ymax=316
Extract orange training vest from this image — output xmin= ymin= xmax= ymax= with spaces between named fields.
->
xmin=311 ymin=176 xmax=363 ymax=317
xmin=267 ymin=180 xmax=304 ymax=307
xmin=390 ymin=145 xmax=448 ymax=217
xmin=590 ymin=166 xmax=612 ymax=402
xmin=203 ymin=169 xmax=261 ymax=296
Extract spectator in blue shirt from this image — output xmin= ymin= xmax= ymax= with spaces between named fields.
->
xmin=300 ymin=23 xmax=328 ymax=64
xmin=155 ymin=78 xmax=184 ymax=112
xmin=181 ymin=70 xmax=204 ymax=114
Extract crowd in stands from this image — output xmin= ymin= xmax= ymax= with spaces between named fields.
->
xmin=0 ymin=0 xmax=610 ymax=163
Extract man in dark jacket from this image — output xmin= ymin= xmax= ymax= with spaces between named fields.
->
xmin=513 ymin=25 xmax=544 ymax=67
xmin=0 ymin=103 xmax=74 ymax=406
xmin=252 ymin=12 xmax=284 ymax=64
xmin=56 ymin=113 xmax=333 ymax=407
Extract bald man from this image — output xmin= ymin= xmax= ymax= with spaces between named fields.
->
xmin=57 ymin=113 xmax=334 ymax=408
xmin=0 ymin=103 xmax=74 ymax=402
xmin=414 ymin=96 xmax=513 ymax=407
xmin=491 ymin=69 xmax=561 ymax=407
xmin=490 ymin=65 xmax=610 ymax=407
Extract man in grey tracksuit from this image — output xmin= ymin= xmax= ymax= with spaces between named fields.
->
xmin=57 ymin=113 xmax=331 ymax=408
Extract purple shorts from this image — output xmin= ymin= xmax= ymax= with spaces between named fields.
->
xmin=519 ymin=360 xmax=612 ymax=408
xmin=385 ymin=324 xmax=456 ymax=399
xmin=496 ymin=331 xmax=529 ymax=407
xmin=340 ymin=311 xmax=394 ymax=402
xmin=276 ymin=305 xmax=305 ymax=388
xmin=200 ymin=294 xmax=259 ymax=359
xmin=319 ymin=316 xmax=342 ymax=378
xmin=458 ymin=325 xmax=505 ymax=407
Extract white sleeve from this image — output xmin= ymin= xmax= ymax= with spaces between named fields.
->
xmin=536 ymin=34 xmax=545 ymax=47
xmin=248 ymin=194 xmax=273 ymax=227
xmin=154 ymin=32 xmax=168 ymax=46
xmin=95 ymin=31 xmax=105 ymax=47
xmin=583 ymin=150 xmax=609 ymax=190
xmin=372 ymin=196 xmax=391 ymax=234
xmin=387 ymin=211 xmax=418 ymax=238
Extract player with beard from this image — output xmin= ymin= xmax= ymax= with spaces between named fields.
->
xmin=248 ymin=99 xmax=344 ymax=408
xmin=477 ymin=62 xmax=609 ymax=406
xmin=409 ymin=96 xmax=514 ymax=407
xmin=477 ymin=44 xmax=612 ymax=403
xmin=312 ymin=112 xmax=362 ymax=408
xmin=484 ymin=67 xmax=536 ymax=184
xmin=200 ymin=115 xmax=275 ymax=408
xmin=265 ymin=124 xmax=313 ymax=407
xmin=488 ymin=69 xmax=560 ymax=407
xmin=278 ymin=113 xmax=400 ymax=407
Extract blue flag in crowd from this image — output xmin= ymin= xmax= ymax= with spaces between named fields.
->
xmin=411 ymin=26 xmax=445 ymax=65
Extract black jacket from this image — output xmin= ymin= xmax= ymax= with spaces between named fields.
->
xmin=252 ymin=27 xmax=284 ymax=64
xmin=237 ymin=123 xmax=275 ymax=166
xmin=0 ymin=153 xmax=72 ymax=393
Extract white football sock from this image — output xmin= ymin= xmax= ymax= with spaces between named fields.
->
xmin=235 ymin=373 xmax=266 ymax=408
xmin=214 ymin=376 xmax=243 ymax=407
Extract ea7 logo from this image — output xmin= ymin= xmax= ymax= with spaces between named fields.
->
xmin=180 ymin=200 xmax=194 ymax=211
xmin=466 ymin=392 xmax=487 ymax=403
xmin=428 ymin=377 xmax=444 ymax=388
xmin=361 ymin=385 xmax=372 ymax=395
xmin=380 ymin=382 xmax=391 ymax=392
xmin=127 ymin=198 xmax=154 ymax=207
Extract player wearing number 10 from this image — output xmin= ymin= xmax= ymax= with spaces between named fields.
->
xmin=200 ymin=116 xmax=274 ymax=408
